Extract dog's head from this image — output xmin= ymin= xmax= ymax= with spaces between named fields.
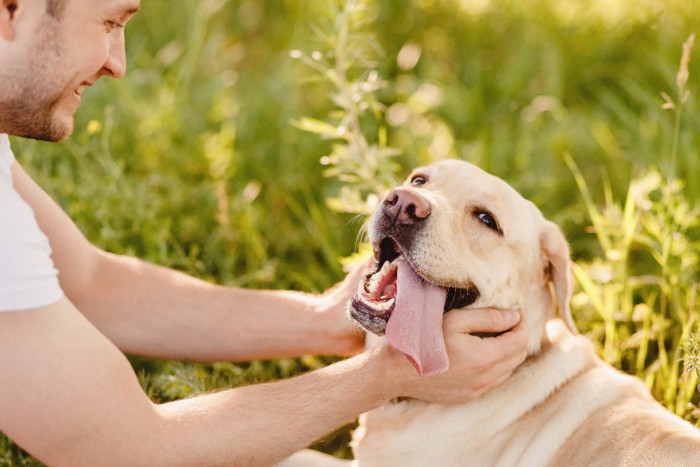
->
xmin=348 ymin=159 xmax=576 ymax=375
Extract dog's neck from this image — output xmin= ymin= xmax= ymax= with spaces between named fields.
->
xmin=355 ymin=320 xmax=599 ymax=466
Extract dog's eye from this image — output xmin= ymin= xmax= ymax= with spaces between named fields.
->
xmin=410 ymin=175 xmax=427 ymax=187
xmin=475 ymin=210 xmax=502 ymax=234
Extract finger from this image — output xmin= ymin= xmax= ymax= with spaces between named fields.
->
xmin=342 ymin=258 xmax=373 ymax=286
xmin=327 ymin=258 xmax=371 ymax=296
xmin=478 ymin=322 xmax=529 ymax=358
xmin=461 ymin=355 xmax=517 ymax=398
xmin=446 ymin=308 xmax=521 ymax=334
xmin=473 ymin=345 xmax=526 ymax=381
xmin=343 ymin=255 xmax=374 ymax=275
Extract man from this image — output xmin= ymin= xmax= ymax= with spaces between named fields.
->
xmin=0 ymin=0 xmax=528 ymax=465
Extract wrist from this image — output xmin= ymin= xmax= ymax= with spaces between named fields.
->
xmin=311 ymin=293 xmax=366 ymax=356
xmin=363 ymin=342 xmax=416 ymax=402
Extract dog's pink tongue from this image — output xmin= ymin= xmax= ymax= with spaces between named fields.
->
xmin=386 ymin=259 xmax=448 ymax=376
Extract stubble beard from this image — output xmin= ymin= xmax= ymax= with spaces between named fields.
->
xmin=0 ymin=17 xmax=74 ymax=142
xmin=0 ymin=91 xmax=69 ymax=142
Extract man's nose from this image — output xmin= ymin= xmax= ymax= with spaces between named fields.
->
xmin=103 ymin=32 xmax=127 ymax=78
xmin=382 ymin=187 xmax=431 ymax=224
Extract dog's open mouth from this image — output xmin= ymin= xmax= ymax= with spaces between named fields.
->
xmin=349 ymin=238 xmax=479 ymax=376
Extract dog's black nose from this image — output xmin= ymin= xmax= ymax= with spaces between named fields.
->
xmin=383 ymin=187 xmax=431 ymax=224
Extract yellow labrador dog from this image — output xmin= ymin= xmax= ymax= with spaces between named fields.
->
xmin=281 ymin=159 xmax=700 ymax=466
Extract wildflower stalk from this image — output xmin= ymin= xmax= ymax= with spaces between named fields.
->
xmin=335 ymin=3 xmax=366 ymax=158
xmin=683 ymin=331 xmax=700 ymax=385
xmin=291 ymin=0 xmax=400 ymax=215
xmin=661 ymin=33 xmax=695 ymax=179
xmin=567 ymin=35 xmax=700 ymax=422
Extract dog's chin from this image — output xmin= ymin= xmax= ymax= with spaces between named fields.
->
xmin=347 ymin=237 xmax=479 ymax=336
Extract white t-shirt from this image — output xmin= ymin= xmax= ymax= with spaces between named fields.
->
xmin=0 ymin=134 xmax=63 ymax=311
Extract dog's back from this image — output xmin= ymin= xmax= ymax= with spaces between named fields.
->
xmin=548 ymin=393 xmax=700 ymax=466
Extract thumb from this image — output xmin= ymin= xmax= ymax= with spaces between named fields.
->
xmin=345 ymin=257 xmax=373 ymax=282
xmin=326 ymin=257 xmax=372 ymax=298
xmin=447 ymin=308 xmax=521 ymax=334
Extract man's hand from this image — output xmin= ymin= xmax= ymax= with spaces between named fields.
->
xmin=380 ymin=308 xmax=528 ymax=404
xmin=313 ymin=258 xmax=373 ymax=356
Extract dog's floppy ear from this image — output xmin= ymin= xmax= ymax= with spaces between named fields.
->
xmin=540 ymin=220 xmax=578 ymax=334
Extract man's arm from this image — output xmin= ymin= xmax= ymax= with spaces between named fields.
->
xmin=0 ymin=298 xmax=387 ymax=466
xmin=0 ymin=298 xmax=526 ymax=466
xmin=11 ymin=161 xmax=364 ymax=360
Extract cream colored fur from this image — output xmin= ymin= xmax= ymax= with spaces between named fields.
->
xmin=353 ymin=321 xmax=700 ymax=466
xmin=279 ymin=160 xmax=700 ymax=467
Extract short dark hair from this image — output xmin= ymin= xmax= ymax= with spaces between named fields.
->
xmin=46 ymin=0 xmax=66 ymax=18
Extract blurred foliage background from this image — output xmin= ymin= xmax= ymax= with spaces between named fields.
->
xmin=3 ymin=0 xmax=700 ymax=463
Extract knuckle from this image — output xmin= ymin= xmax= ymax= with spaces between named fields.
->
xmin=472 ymin=355 xmax=494 ymax=373
xmin=443 ymin=311 xmax=460 ymax=328
xmin=443 ymin=313 xmax=471 ymax=336
xmin=517 ymin=348 xmax=528 ymax=363
xmin=478 ymin=309 xmax=500 ymax=328
xmin=479 ymin=344 xmax=501 ymax=365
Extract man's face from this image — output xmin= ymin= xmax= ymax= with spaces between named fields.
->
xmin=0 ymin=0 xmax=140 ymax=141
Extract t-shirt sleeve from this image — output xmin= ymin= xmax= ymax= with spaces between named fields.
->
xmin=0 ymin=134 xmax=64 ymax=311
xmin=0 ymin=133 xmax=13 ymax=174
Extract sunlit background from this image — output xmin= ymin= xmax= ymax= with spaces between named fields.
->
xmin=4 ymin=0 xmax=699 ymax=462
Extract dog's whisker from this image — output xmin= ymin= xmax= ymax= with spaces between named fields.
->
xmin=355 ymin=222 xmax=370 ymax=252
xmin=347 ymin=212 xmax=369 ymax=226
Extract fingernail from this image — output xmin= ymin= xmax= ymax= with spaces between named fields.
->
xmin=506 ymin=310 xmax=520 ymax=323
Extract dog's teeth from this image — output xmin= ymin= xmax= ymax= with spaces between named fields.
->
xmin=363 ymin=260 xmax=398 ymax=297
xmin=357 ymin=292 xmax=372 ymax=308
xmin=368 ymin=274 xmax=379 ymax=294
xmin=380 ymin=260 xmax=393 ymax=274
xmin=376 ymin=262 xmax=394 ymax=283
xmin=367 ymin=278 xmax=377 ymax=293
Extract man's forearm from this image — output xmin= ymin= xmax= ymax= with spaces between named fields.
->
xmin=153 ymin=346 xmax=392 ymax=466
xmin=13 ymin=162 xmax=362 ymax=361
xmin=0 ymin=299 xmax=398 ymax=467
xmin=70 ymin=250 xmax=362 ymax=361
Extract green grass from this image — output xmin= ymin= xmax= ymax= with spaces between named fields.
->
xmin=2 ymin=0 xmax=699 ymax=462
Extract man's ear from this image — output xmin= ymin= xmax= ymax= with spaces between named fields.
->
xmin=0 ymin=0 xmax=19 ymax=41
xmin=540 ymin=220 xmax=578 ymax=334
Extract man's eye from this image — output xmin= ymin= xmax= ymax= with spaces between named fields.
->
xmin=411 ymin=175 xmax=427 ymax=187
xmin=106 ymin=20 xmax=125 ymax=31
xmin=475 ymin=210 xmax=502 ymax=234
